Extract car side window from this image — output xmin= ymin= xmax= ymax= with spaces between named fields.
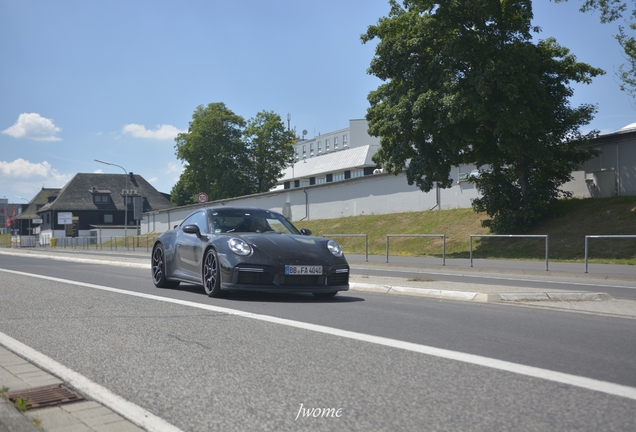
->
xmin=190 ymin=212 xmax=209 ymax=233
xmin=181 ymin=214 xmax=195 ymax=230
xmin=181 ymin=212 xmax=209 ymax=234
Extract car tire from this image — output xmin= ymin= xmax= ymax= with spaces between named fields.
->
xmin=313 ymin=291 xmax=338 ymax=298
xmin=152 ymin=244 xmax=180 ymax=288
xmin=203 ymin=248 xmax=223 ymax=298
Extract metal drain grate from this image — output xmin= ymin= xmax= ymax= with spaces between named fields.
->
xmin=5 ymin=384 xmax=84 ymax=410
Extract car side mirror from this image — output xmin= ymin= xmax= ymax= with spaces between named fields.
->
xmin=183 ymin=224 xmax=201 ymax=236
xmin=300 ymin=228 xmax=312 ymax=236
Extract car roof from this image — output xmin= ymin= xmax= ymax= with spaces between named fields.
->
xmin=205 ymin=206 xmax=279 ymax=214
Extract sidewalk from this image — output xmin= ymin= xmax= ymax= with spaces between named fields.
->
xmin=1 ymin=247 xmax=635 ymax=431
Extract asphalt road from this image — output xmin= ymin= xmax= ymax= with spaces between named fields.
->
xmin=1 ymin=255 xmax=635 ymax=431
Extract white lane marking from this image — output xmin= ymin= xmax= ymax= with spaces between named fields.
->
xmin=0 ymin=250 xmax=150 ymax=269
xmin=350 ymin=265 xmax=636 ymax=290
xmin=0 ymin=332 xmax=183 ymax=432
xmin=3 ymin=267 xmax=636 ymax=403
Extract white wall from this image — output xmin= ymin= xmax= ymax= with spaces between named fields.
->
xmin=141 ymin=168 xmax=483 ymax=234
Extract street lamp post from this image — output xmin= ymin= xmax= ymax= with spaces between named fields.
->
xmin=16 ymin=196 xmax=31 ymax=247
xmin=94 ymin=159 xmax=128 ymax=245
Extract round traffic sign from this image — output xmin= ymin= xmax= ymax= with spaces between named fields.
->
xmin=197 ymin=192 xmax=208 ymax=204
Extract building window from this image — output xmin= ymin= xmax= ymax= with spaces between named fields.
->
xmin=93 ymin=194 xmax=110 ymax=204
xmin=104 ymin=214 xmax=113 ymax=224
xmin=318 ymin=141 xmax=322 ymax=152
xmin=310 ymin=143 xmax=314 ymax=154
xmin=326 ymin=139 xmax=331 ymax=150
xmin=316 ymin=177 xmax=326 ymax=184
xmin=334 ymin=137 xmax=339 ymax=148
xmin=333 ymin=173 xmax=345 ymax=182
xmin=351 ymin=170 xmax=364 ymax=178
xmin=303 ymin=145 xmax=306 ymax=154
xmin=343 ymin=134 xmax=348 ymax=146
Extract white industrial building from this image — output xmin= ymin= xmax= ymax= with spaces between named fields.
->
xmin=278 ymin=119 xmax=381 ymax=189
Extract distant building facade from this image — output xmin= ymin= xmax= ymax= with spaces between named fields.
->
xmin=279 ymin=119 xmax=381 ymax=189
xmin=36 ymin=173 xmax=173 ymax=243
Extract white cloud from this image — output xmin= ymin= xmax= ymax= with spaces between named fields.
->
xmin=121 ymin=123 xmax=185 ymax=140
xmin=0 ymin=158 xmax=69 ymax=182
xmin=165 ymin=162 xmax=184 ymax=175
xmin=2 ymin=113 xmax=62 ymax=141
xmin=0 ymin=158 xmax=73 ymax=197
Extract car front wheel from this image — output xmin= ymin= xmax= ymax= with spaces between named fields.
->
xmin=152 ymin=244 xmax=180 ymax=288
xmin=203 ymin=249 xmax=223 ymax=297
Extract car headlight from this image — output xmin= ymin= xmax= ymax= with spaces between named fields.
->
xmin=228 ymin=238 xmax=252 ymax=256
xmin=327 ymin=240 xmax=343 ymax=257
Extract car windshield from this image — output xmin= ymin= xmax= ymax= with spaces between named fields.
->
xmin=208 ymin=209 xmax=300 ymax=235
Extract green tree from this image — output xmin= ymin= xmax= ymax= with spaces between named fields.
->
xmin=244 ymin=111 xmax=295 ymax=193
xmin=169 ymin=173 xmax=196 ymax=206
xmin=173 ymin=103 xmax=252 ymax=202
xmin=362 ymin=0 xmax=604 ymax=233
xmin=555 ymin=0 xmax=636 ymax=99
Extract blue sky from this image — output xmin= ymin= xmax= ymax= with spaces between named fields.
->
xmin=1 ymin=0 xmax=634 ymax=203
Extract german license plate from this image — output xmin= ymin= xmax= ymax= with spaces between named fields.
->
xmin=285 ymin=265 xmax=322 ymax=275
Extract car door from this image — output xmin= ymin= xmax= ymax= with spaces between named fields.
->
xmin=177 ymin=211 xmax=209 ymax=278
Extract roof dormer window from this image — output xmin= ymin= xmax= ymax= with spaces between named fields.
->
xmin=93 ymin=194 xmax=111 ymax=204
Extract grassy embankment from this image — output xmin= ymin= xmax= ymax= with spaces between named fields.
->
xmin=296 ymin=196 xmax=636 ymax=265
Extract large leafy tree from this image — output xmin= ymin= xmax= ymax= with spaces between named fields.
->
xmin=555 ymin=0 xmax=636 ymax=100
xmin=171 ymin=104 xmax=293 ymax=206
xmin=362 ymin=0 xmax=604 ymax=233
xmin=173 ymin=103 xmax=251 ymax=203
xmin=244 ymin=111 xmax=295 ymax=193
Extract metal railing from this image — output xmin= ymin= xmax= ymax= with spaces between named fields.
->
xmin=323 ymin=234 xmax=368 ymax=262
xmin=584 ymin=235 xmax=636 ymax=273
xmin=386 ymin=234 xmax=446 ymax=265
xmin=45 ymin=235 xmax=157 ymax=252
xmin=470 ymin=235 xmax=549 ymax=271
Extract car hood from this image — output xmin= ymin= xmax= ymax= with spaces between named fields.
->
xmin=240 ymin=234 xmax=339 ymax=264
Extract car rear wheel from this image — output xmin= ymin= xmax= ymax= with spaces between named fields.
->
xmin=152 ymin=244 xmax=180 ymax=288
xmin=313 ymin=291 xmax=338 ymax=298
xmin=203 ymin=249 xmax=222 ymax=297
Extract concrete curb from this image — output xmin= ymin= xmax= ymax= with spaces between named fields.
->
xmin=348 ymin=282 xmax=612 ymax=303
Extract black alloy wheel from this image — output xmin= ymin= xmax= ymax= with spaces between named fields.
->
xmin=152 ymin=244 xmax=180 ymax=288
xmin=203 ymin=249 xmax=222 ymax=297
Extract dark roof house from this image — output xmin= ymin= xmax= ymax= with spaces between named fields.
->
xmin=15 ymin=188 xmax=61 ymax=235
xmin=37 ymin=173 xmax=173 ymax=236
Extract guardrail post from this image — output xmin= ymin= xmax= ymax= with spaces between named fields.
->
xmin=545 ymin=236 xmax=549 ymax=271
xmin=585 ymin=236 xmax=589 ymax=273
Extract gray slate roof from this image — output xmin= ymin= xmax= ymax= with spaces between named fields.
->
xmin=16 ymin=188 xmax=61 ymax=220
xmin=37 ymin=173 xmax=173 ymax=213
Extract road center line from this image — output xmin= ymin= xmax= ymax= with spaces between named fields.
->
xmin=2 ymin=267 xmax=636 ymax=402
